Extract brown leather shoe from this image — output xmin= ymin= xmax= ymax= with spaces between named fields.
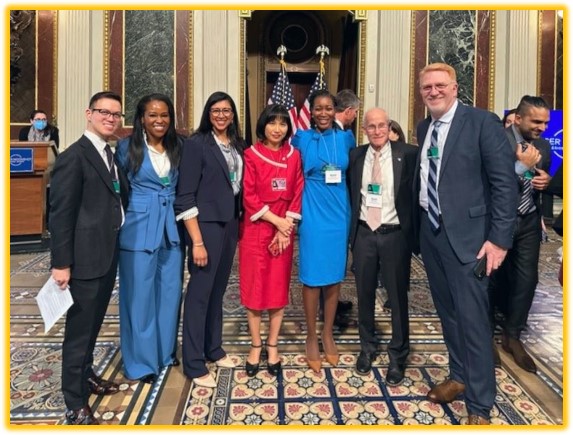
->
xmin=87 ymin=374 xmax=120 ymax=395
xmin=502 ymin=333 xmax=537 ymax=373
xmin=467 ymin=414 xmax=490 ymax=425
xmin=427 ymin=379 xmax=465 ymax=403
xmin=65 ymin=405 xmax=99 ymax=425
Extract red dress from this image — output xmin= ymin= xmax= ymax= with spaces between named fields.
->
xmin=239 ymin=141 xmax=304 ymax=310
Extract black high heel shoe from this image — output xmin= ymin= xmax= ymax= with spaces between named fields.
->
xmin=245 ymin=343 xmax=262 ymax=377
xmin=266 ymin=342 xmax=282 ymax=377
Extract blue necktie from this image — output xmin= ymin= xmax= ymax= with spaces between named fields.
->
xmin=427 ymin=121 xmax=442 ymax=231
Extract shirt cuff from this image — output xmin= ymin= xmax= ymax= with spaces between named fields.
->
xmin=286 ymin=211 xmax=302 ymax=221
xmin=176 ymin=207 xmax=198 ymax=221
xmin=250 ymin=205 xmax=269 ymax=222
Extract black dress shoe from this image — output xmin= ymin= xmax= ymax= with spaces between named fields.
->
xmin=245 ymin=343 xmax=262 ymax=377
xmin=267 ymin=360 xmax=282 ymax=377
xmin=334 ymin=313 xmax=350 ymax=329
xmin=356 ymin=351 xmax=375 ymax=375
xmin=386 ymin=363 xmax=405 ymax=386
xmin=337 ymin=300 xmax=353 ymax=313
xmin=87 ymin=374 xmax=119 ymax=395
xmin=139 ymin=373 xmax=157 ymax=384
xmin=65 ymin=405 xmax=99 ymax=425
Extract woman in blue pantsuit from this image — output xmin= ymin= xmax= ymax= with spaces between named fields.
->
xmin=116 ymin=94 xmax=184 ymax=384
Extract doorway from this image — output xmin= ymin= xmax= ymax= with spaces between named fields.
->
xmin=244 ymin=10 xmax=362 ymax=142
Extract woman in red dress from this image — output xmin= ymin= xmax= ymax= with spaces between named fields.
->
xmin=239 ymin=104 xmax=304 ymax=377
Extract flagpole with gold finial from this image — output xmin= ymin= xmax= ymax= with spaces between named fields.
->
xmin=276 ymin=45 xmax=287 ymax=106
xmin=316 ymin=45 xmax=329 ymax=89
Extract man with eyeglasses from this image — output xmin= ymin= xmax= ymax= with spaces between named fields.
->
xmin=348 ymin=107 xmax=417 ymax=385
xmin=49 ymin=91 xmax=129 ymax=425
xmin=414 ymin=63 xmax=517 ymax=424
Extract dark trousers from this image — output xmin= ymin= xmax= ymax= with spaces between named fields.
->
xmin=489 ymin=211 xmax=541 ymax=338
xmin=61 ymin=248 xmax=118 ymax=410
xmin=352 ymin=223 xmax=410 ymax=364
xmin=182 ymin=218 xmax=238 ymax=379
xmin=420 ymin=212 xmax=495 ymax=418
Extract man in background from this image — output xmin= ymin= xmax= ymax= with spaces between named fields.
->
xmin=490 ymin=95 xmax=552 ymax=374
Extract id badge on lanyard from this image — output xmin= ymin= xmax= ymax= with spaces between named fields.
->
xmin=427 ymin=146 xmax=440 ymax=159
xmin=324 ymin=164 xmax=341 ymax=184
xmin=366 ymin=183 xmax=382 ymax=207
xmin=272 ymin=178 xmax=287 ymax=191
xmin=112 ymin=179 xmax=120 ymax=194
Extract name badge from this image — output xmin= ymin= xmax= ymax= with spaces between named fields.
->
xmin=112 ymin=179 xmax=120 ymax=194
xmin=366 ymin=193 xmax=383 ymax=208
xmin=160 ymin=176 xmax=171 ymax=186
xmin=523 ymin=170 xmax=535 ymax=180
xmin=272 ymin=178 xmax=287 ymax=191
xmin=230 ymin=171 xmax=237 ymax=182
xmin=427 ymin=147 xmax=440 ymax=159
xmin=325 ymin=169 xmax=342 ymax=184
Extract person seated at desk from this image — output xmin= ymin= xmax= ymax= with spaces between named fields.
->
xmin=19 ymin=109 xmax=60 ymax=148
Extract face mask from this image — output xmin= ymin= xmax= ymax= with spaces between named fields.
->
xmin=33 ymin=120 xmax=47 ymax=130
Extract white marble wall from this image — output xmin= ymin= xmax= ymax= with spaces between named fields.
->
xmin=494 ymin=10 xmax=539 ymax=114
xmin=56 ymin=10 xmax=104 ymax=149
xmin=192 ymin=10 xmax=241 ymax=129
xmin=363 ymin=10 xmax=412 ymax=143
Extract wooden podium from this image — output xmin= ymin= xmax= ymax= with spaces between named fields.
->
xmin=10 ymin=141 xmax=58 ymax=237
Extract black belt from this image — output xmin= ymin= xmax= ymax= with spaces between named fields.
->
xmin=359 ymin=220 xmax=401 ymax=234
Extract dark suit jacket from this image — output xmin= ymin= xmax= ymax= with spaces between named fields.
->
xmin=49 ymin=135 xmax=129 ymax=279
xmin=174 ymin=132 xmax=244 ymax=224
xmin=348 ymin=141 xmax=418 ymax=251
xmin=414 ymin=103 xmax=518 ymax=263
xmin=505 ymin=125 xmax=552 ymax=213
xmin=19 ymin=124 xmax=60 ymax=148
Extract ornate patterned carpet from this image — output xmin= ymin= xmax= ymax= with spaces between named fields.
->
xmin=9 ymin=234 xmax=564 ymax=426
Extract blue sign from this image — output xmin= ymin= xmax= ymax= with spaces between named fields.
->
xmin=10 ymin=148 xmax=34 ymax=173
xmin=543 ymin=110 xmax=563 ymax=176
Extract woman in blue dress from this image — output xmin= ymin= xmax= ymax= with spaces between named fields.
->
xmin=292 ymin=90 xmax=355 ymax=372
xmin=116 ymin=93 xmax=184 ymax=384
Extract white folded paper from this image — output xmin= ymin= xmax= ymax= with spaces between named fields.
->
xmin=35 ymin=276 xmax=74 ymax=333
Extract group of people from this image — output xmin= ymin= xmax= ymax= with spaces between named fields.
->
xmin=46 ymin=61 xmax=559 ymax=425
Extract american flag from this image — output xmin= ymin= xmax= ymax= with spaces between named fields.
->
xmin=298 ymin=63 xmax=328 ymax=130
xmin=268 ymin=61 xmax=298 ymax=136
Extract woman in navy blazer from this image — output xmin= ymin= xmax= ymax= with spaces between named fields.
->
xmin=116 ymin=94 xmax=184 ymax=384
xmin=174 ymin=92 xmax=245 ymax=388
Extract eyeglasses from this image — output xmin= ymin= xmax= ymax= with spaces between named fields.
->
xmin=210 ymin=108 xmax=233 ymax=116
xmin=420 ymin=83 xmax=453 ymax=94
xmin=91 ymin=108 xmax=124 ymax=120
xmin=365 ymin=123 xmax=389 ymax=133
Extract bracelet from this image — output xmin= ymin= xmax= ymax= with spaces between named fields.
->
xmin=193 ymin=242 xmax=204 ymax=247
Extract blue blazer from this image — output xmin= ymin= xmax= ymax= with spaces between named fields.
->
xmin=174 ymin=132 xmax=244 ymax=222
xmin=115 ymin=137 xmax=181 ymax=252
xmin=415 ymin=103 xmax=518 ymax=263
